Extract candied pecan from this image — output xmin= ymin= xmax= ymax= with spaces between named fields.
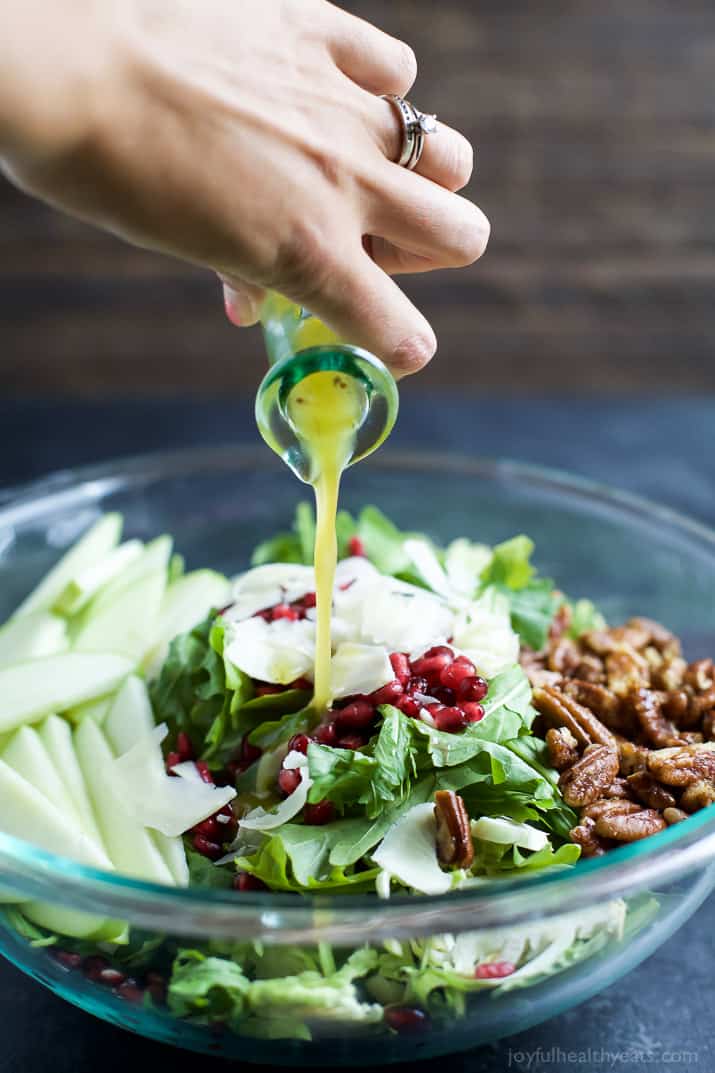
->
xmin=626 ymin=770 xmax=677 ymax=811
xmin=627 ymin=617 xmax=681 ymax=657
xmin=662 ymin=689 xmax=692 ymax=727
xmin=606 ymin=647 xmax=650 ymax=698
xmin=646 ymin=743 xmax=715 ymax=787
xmin=558 ymin=744 xmax=620 ymax=807
xmin=548 ymin=637 xmax=582 ymax=675
xmin=533 ymin=685 xmax=617 ymax=749
xmin=595 ymin=808 xmax=666 ymax=842
xmin=653 ymin=657 xmax=687 ymax=693
xmin=690 ymin=686 xmax=715 ymax=719
xmin=545 ymin=726 xmax=580 ymax=771
xmin=519 ymin=648 xmax=561 ymax=688
xmin=569 ymin=818 xmax=610 ymax=857
xmin=581 ymin=798 xmax=642 ymax=822
xmin=549 ymin=602 xmax=572 ymax=642
xmin=680 ymin=780 xmax=715 ymax=813
xmin=663 ymin=807 xmax=689 ymax=825
xmin=680 ymin=731 xmax=704 ymax=745
xmin=434 ymin=791 xmax=474 ymax=869
xmin=615 ymin=736 xmax=651 ymax=776
xmin=602 ymin=776 xmax=636 ymax=799
xmin=631 ymin=688 xmax=683 ymax=748
xmin=572 ymin=655 xmax=607 ymax=684
xmin=561 ymin=680 xmax=623 ymax=727
xmin=581 ymin=630 xmax=618 ymax=656
xmin=702 ymin=711 xmax=715 ymax=742
xmin=684 ymin=659 xmax=714 ymax=692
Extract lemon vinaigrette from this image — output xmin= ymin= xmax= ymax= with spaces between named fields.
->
xmin=255 ymin=294 xmax=399 ymax=713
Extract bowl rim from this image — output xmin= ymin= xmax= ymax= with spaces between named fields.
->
xmin=1 ymin=443 xmax=715 ymax=941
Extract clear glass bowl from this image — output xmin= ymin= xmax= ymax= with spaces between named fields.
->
xmin=0 ymin=446 xmax=714 ymax=1065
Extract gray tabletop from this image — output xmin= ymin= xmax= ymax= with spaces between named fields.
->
xmin=1 ymin=394 xmax=713 ymax=1073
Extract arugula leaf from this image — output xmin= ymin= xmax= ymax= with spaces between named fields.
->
xmin=329 ymin=775 xmax=435 ymax=867
xmin=186 ymin=847 xmax=235 ymax=889
xmin=306 ymin=743 xmax=378 ymax=810
xmin=567 ymin=597 xmax=606 ymax=638
xmin=168 ymin=950 xmax=250 ymax=1022
xmin=234 ymin=824 xmax=379 ymax=891
xmin=470 ymin=838 xmax=580 ymax=876
xmin=370 ymin=705 xmax=417 ymax=806
xmin=479 ymin=535 xmax=561 ymax=650
xmin=247 ymin=705 xmax=317 ymax=750
xmin=482 ymin=535 xmax=536 ymax=589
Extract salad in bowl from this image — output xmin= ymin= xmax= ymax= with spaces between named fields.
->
xmin=0 ymin=485 xmax=714 ymax=1056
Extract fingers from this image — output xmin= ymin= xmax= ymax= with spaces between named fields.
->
xmin=290 ymin=246 xmax=436 ymax=377
xmin=368 ymin=164 xmax=490 ymax=269
xmin=376 ymin=97 xmax=474 ymax=192
xmin=327 ymin=6 xmax=417 ymax=96
xmin=219 ymin=275 xmax=266 ymax=326
xmin=365 ymin=235 xmax=437 ymax=276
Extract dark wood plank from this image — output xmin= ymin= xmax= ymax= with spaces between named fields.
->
xmin=1 ymin=0 xmax=715 ymax=394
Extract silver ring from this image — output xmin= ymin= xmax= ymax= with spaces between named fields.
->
xmin=382 ymin=94 xmax=437 ymax=171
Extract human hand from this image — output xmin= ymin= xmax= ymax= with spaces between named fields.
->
xmin=0 ymin=0 xmax=489 ymax=375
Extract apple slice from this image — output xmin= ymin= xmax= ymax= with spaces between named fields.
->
xmin=143 ymin=569 xmax=231 ymax=676
xmin=0 ymin=611 xmax=68 ymax=667
xmin=0 ymin=652 xmax=132 ymax=734
xmin=13 ymin=514 xmax=122 ymax=619
xmin=38 ymin=715 xmax=105 ymax=848
xmin=65 ymin=694 xmax=113 ymax=726
xmin=73 ymin=571 xmax=167 ymax=664
xmin=104 ymin=677 xmax=188 ymax=885
xmin=74 ymin=719 xmax=174 ymax=884
xmin=53 ymin=540 xmax=144 ymax=616
xmin=90 ymin=536 xmax=173 ymax=615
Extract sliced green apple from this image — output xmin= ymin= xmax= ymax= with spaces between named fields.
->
xmin=73 ymin=571 xmax=167 ymax=664
xmin=90 ymin=536 xmax=173 ymax=615
xmin=142 ymin=569 xmax=231 ymax=677
xmin=0 ymin=652 xmax=132 ymax=734
xmin=13 ymin=514 xmax=122 ymax=619
xmin=0 ymin=611 xmax=68 ymax=667
xmin=74 ymin=720 xmax=174 ymax=884
xmin=65 ymin=694 xmax=114 ymax=726
xmin=37 ymin=715 xmax=105 ymax=848
xmin=103 ymin=677 xmax=189 ymax=886
xmin=53 ymin=539 xmax=144 ymax=616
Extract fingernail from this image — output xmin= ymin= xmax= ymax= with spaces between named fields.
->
xmin=222 ymin=284 xmax=259 ymax=327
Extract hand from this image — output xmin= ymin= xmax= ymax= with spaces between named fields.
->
xmin=0 ymin=0 xmax=489 ymax=375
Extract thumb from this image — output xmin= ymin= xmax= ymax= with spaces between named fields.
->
xmin=218 ymin=275 xmax=266 ymax=327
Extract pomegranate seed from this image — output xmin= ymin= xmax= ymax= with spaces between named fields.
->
xmin=303 ymin=799 xmax=335 ymax=825
xmin=475 ymin=961 xmax=516 ymax=979
xmin=334 ymin=699 xmax=375 ymax=730
xmin=290 ymin=677 xmax=312 ymax=690
xmin=440 ymin=658 xmax=476 ymax=689
xmin=424 ymin=645 xmax=454 ymax=660
xmin=278 ymin=768 xmax=301 ymax=796
xmin=241 ymin=736 xmax=262 ymax=764
xmin=83 ymin=956 xmax=110 ymax=981
xmin=288 ymin=733 xmax=311 ymax=754
xmin=193 ymin=816 xmax=220 ymax=840
xmin=434 ymin=706 xmax=467 ymax=733
xmin=215 ymin=805 xmax=238 ymax=840
xmin=462 ymin=702 xmax=485 ymax=723
xmin=176 ymin=731 xmax=195 ymax=761
xmin=272 ymin=603 xmax=299 ymax=621
xmin=397 ymin=695 xmax=421 ymax=717
xmin=302 ymin=591 xmax=317 ymax=608
xmin=116 ymin=978 xmax=144 ymax=1003
xmin=457 ymin=675 xmax=489 ymax=703
xmin=195 ymin=760 xmax=214 ymax=784
xmin=389 ymin=652 xmax=411 ymax=685
xmin=411 ymin=647 xmax=454 ymax=679
xmin=407 ymin=675 xmax=429 ymax=695
xmin=314 ymin=721 xmax=338 ymax=746
xmin=434 ymin=686 xmax=456 ymax=706
xmin=98 ymin=967 xmax=126 ymax=987
xmin=165 ymin=751 xmax=181 ymax=773
xmin=193 ymin=833 xmax=223 ymax=860
xmin=336 ymin=734 xmax=367 ymax=751
xmin=52 ymin=950 xmax=83 ymax=971
xmin=256 ymin=683 xmax=284 ymax=696
xmin=146 ymin=972 xmax=167 ymax=1005
xmin=369 ymin=679 xmax=404 ymax=706
xmin=233 ymin=872 xmax=268 ymax=892
xmin=384 ymin=1006 xmax=430 ymax=1034
xmin=348 ymin=535 xmax=365 ymax=557
xmin=256 ymin=609 xmax=272 ymax=621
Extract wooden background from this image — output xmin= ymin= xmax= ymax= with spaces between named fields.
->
xmin=2 ymin=0 xmax=714 ymax=396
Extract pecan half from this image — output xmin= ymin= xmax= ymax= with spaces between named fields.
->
xmin=680 ymin=780 xmax=715 ymax=813
xmin=631 ymin=688 xmax=683 ymax=748
xmin=533 ymin=685 xmax=617 ymax=749
xmin=602 ymin=776 xmax=636 ymax=799
xmin=663 ymin=807 xmax=689 ymax=825
xmin=652 ymin=657 xmax=687 ymax=693
xmin=434 ymin=791 xmax=474 ymax=869
xmin=569 ymin=817 xmax=611 ymax=857
xmin=614 ymin=735 xmax=651 ymax=776
xmin=548 ymin=637 xmax=582 ymax=675
xmin=545 ymin=726 xmax=580 ymax=771
xmin=627 ymin=617 xmax=680 ymax=656
xmin=684 ymin=659 xmax=714 ymax=692
xmin=558 ymin=744 xmax=620 ymax=807
xmin=661 ymin=689 xmax=692 ymax=727
xmin=690 ymin=686 xmax=715 ymax=720
xmin=561 ymin=680 xmax=624 ymax=729
xmin=702 ymin=711 xmax=715 ymax=742
xmin=626 ymin=770 xmax=677 ymax=811
xmin=580 ymin=798 xmax=642 ymax=823
xmin=595 ymin=808 xmax=666 ymax=842
xmin=646 ymin=743 xmax=715 ymax=787
xmin=606 ymin=647 xmax=650 ymax=697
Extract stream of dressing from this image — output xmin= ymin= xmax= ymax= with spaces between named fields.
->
xmin=286 ymin=370 xmax=367 ymax=712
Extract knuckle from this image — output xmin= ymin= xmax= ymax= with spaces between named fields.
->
xmin=270 ymin=221 xmax=331 ymax=302
xmin=448 ymin=135 xmax=474 ymax=190
xmin=390 ymin=328 xmax=436 ymax=375
xmin=394 ymin=41 xmax=418 ymax=90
